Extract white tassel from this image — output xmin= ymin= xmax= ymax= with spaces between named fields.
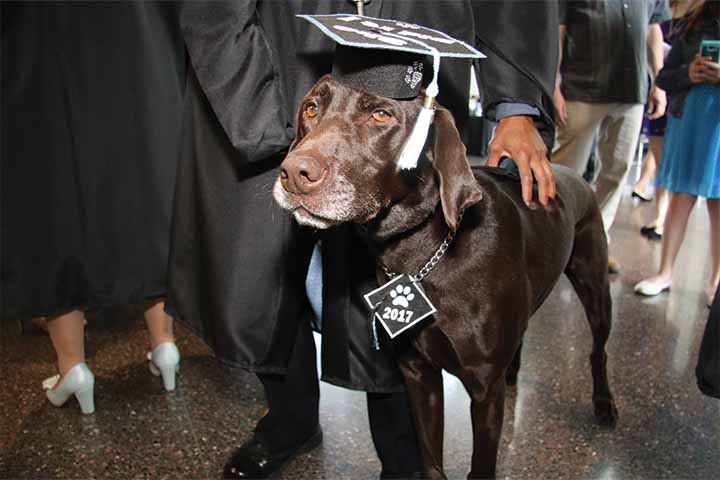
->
xmin=397 ymin=51 xmax=440 ymax=170
xmin=397 ymin=102 xmax=435 ymax=170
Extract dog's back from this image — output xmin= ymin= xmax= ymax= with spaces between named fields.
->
xmin=457 ymin=164 xmax=604 ymax=314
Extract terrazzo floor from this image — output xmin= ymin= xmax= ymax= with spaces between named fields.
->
xmin=2 ymin=180 xmax=718 ymax=479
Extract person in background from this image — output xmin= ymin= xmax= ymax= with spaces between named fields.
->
xmin=633 ymin=0 xmax=702 ymax=241
xmin=553 ymin=0 xmax=670 ymax=273
xmin=1 ymin=2 xmax=183 ymax=414
xmin=634 ymin=0 xmax=720 ymax=307
xmin=633 ymin=133 xmax=670 ymax=241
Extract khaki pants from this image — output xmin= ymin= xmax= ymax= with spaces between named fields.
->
xmin=553 ymin=101 xmax=644 ymax=234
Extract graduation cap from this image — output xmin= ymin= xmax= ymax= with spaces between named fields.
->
xmin=299 ymin=14 xmax=485 ymax=169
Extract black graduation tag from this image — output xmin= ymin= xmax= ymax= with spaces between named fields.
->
xmin=364 ymin=274 xmax=437 ymax=339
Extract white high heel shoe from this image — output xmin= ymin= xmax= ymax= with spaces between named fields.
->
xmin=147 ymin=342 xmax=180 ymax=391
xmin=634 ymin=277 xmax=672 ymax=296
xmin=43 ymin=362 xmax=95 ymax=414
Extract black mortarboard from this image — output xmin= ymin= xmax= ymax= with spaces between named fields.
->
xmin=332 ymin=45 xmax=430 ymax=100
xmin=299 ymin=14 xmax=485 ymax=169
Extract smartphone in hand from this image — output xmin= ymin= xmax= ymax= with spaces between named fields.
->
xmin=700 ymin=40 xmax=720 ymax=63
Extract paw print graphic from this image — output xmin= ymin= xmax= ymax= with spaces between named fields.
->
xmin=389 ymin=285 xmax=415 ymax=309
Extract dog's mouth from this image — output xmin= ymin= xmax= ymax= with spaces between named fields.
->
xmin=291 ymin=205 xmax=339 ymax=229
xmin=273 ymin=174 xmax=383 ymax=229
xmin=275 ymin=196 xmax=336 ymax=230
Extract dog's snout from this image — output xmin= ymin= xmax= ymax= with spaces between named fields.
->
xmin=280 ymin=155 xmax=328 ymax=195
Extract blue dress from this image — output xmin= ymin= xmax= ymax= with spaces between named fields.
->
xmin=656 ymin=83 xmax=720 ymax=198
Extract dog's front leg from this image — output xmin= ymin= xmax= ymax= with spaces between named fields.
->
xmin=466 ymin=375 xmax=506 ymax=479
xmin=398 ymin=354 xmax=446 ymax=480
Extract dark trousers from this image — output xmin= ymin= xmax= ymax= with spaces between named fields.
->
xmin=255 ymin=319 xmax=421 ymax=476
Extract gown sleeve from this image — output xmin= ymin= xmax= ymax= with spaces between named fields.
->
xmin=471 ymin=0 xmax=559 ymax=150
xmin=178 ymin=0 xmax=294 ymax=167
xmin=656 ymin=37 xmax=693 ymax=97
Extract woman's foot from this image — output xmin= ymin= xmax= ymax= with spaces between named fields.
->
xmin=634 ymin=276 xmax=672 ymax=296
xmin=148 ymin=342 xmax=180 ymax=391
xmin=632 ymin=190 xmax=652 ymax=202
xmin=43 ymin=362 xmax=95 ymax=414
xmin=640 ymin=225 xmax=663 ymax=241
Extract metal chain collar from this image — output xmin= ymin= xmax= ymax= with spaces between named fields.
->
xmin=380 ymin=210 xmax=464 ymax=283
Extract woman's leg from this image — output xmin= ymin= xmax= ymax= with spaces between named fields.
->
xmin=707 ymin=198 xmax=720 ymax=303
xmin=636 ymin=192 xmax=698 ymax=295
xmin=637 ymin=136 xmax=667 ymax=231
xmin=144 ymin=299 xmax=179 ymax=391
xmin=648 ymin=136 xmax=669 ymax=231
xmin=654 ymin=188 xmax=670 ymax=233
xmin=633 ymin=137 xmax=658 ymax=197
xmin=46 ymin=309 xmax=86 ymax=378
xmin=144 ymin=299 xmax=174 ymax=349
xmin=654 ymin=192 xmax=698 ymax=281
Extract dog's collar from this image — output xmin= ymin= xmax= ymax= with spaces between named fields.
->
xmin=380 ymin=210 xmax=464 ymax=282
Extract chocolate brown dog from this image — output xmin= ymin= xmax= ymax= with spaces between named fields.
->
xmin=274 ymin=75 xmax=618 ymax=479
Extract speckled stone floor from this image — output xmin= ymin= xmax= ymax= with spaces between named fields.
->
xmin=2 ymin=179 xmax=719 ymax=479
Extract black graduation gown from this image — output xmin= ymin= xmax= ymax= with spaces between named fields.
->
xmin=167 ymin=0 xmax=422 ymax=391
xmin=1 ymin=2 xmax=186 ymax=320
xmin=166 ymin=0 xmax=558 ymax=392
xmin=165 ymin=1 xmax=315 ymax=376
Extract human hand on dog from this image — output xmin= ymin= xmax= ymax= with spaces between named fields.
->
xmin=487 ymin=116 xmax=556 ymax=207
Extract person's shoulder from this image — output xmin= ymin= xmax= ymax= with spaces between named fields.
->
xmin=648 ymin=0 xmax=671 ymax=24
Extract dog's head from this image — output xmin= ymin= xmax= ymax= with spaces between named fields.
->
xmin=273 ymin=75 xmax=482 ymax=232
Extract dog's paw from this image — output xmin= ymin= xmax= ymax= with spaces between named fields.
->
xmin=390 ymin=285 xmax=415 ymax=309
xmin=593 ymin=397 xmax=618 ymax=428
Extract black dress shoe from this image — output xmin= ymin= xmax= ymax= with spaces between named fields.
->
xmin=632 ymin=190 xmax=652 ymax=202
xmin=640 ymin=225 xmax=662 ymax=241
xmin=223 ymin=427 xmax=322 ymax=479
xmin=380 ymin=470 xmax=422 ymax=479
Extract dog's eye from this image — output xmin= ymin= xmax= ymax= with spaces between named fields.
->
xmin=372 ymin=110 xmax=393 ymax=123
xmin=304 ymin=103 xmax=319 ymax=119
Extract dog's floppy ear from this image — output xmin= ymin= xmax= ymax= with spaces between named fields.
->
xmin=432 ymin=107 xmax=483 ymax=231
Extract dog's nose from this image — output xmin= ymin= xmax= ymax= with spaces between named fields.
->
xmin=280 ymin=155 xmax=328 ymax=195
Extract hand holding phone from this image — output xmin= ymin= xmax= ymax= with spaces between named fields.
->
xmin=690 ymin=41 xmax=720 ymax=84
xmin=700 ymin=40 xmax=720 ymax=63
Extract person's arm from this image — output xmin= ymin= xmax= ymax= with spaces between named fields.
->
xmin=646 ymin=23 xmax=667 ymax=119
xmin=178 ymin=0 xmax=294 ymax=166
xmin=657 ymin=38 xmax=694 ymax=94
xmin=553 ymin=24 xmax=568 ymax=127
xmin=471 ymin=0 xmax=559 ymax=206
xmin=647 ymin=23 xmax=665 ymax=79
